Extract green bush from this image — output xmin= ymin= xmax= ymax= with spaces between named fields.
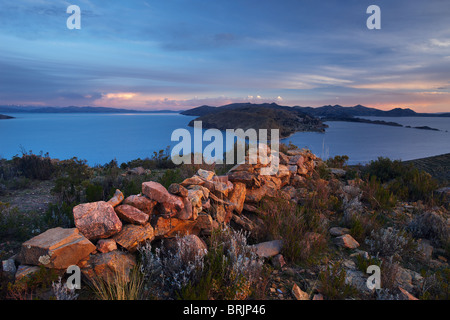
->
xmin=326 ymin=155 xmax=349 ymax=169
xmin=318 ymin=262 xmax=357 ymax=300
xmin=13 ymin=151 xmax=54 ymax=180
xmin=362 ymin=157 xmax=440 ymax=204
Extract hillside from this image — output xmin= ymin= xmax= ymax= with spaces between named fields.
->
xmin=403 ymin=153 xmax=450 ymax=183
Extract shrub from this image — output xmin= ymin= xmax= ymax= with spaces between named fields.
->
xmin=51 ymin=277 xmax=79 ymax=300
xmin=326 ymin=155 xmax=349 ymax=169
xmin=13 ymin=151 xmax=54 ymax=180
xmin=365 ymin=227 xmax=418 ymax=262
xmin=139 ymin=228 xmax=263 ymax=300
xmin=407 ymin=211 xmax=449 ymax=248
xmin=318 ymin=262 xmax=357 ymax=300
xmin=362 ymin=157 xmax=440 ymax=204
xmin=260 ymin=198 xmax=326 ymax=264
xmin=0 ymin=202 xmax=43 ymax=241
xmin=361 ymin=176 xmax=397 ymax=211
xmin=418 ymin=268 xmax=450 ymax=300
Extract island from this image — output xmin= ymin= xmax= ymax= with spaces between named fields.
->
xmin=181 ymin=103 xmax=328 ymax=139
xmin=0 ymin=114 xmax=14 ymax=120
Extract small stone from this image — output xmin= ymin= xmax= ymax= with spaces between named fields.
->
xmin=292 ymin=283 xmax=309 ymax=300
xmin=168 ymin=183 xmax=189 ymax=197
xmin=197 ymin=169 xmax=215 ymax=181
xmin=329 ymin=227 xmax=350 ymax=237
xmin=398 ymin=287 xmax=419 ymax=300
xmin=253 ymin=240 xmax=283 ymax=258
xmin=107 ymin=189 xmax=124 ymax=208
xmin=333 ymin=234 xmax=360 ymax=249
xmin=271 ymin=254 xmax=286 ymax=269
xmin=313 ymin=293 xmax=324 ymax=300
xmin=15 ymin=265 xmax=40 ymax=281
xmin=2 ymin=259 xmax=16 ymax=276
xmin=96 ymin=239 xmax=117 ymax=253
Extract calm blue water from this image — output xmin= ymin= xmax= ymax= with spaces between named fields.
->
xmin=283 ymin=117 xmax=450 ymax=164
xmin=0 ymin=113 xmax=449 ymax=165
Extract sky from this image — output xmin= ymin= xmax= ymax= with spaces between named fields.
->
xmin=0 ymin=0 xmax=450 ymax=113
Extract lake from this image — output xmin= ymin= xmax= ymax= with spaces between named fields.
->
xmin=0 ymin=113 xmax=449 ymax=165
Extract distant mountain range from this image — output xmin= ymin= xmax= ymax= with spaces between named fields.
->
xmin=1 ymin=103 xmax=449 ymax=117
xmin=0 ymin=105 xmax=179 ymax=114
xmin=181 ymin=103 xmax=450 ymax=118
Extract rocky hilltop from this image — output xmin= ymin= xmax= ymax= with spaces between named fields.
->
xmin=182 ymin=103 xmax=328 ymax=138
xmin=2 ymin=147 xmax=448 ymax=301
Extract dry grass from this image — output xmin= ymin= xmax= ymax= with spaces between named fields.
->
xmin=89 ymin=266 xmax=144 ymax=300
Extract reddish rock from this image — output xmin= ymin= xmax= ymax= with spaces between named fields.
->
xmin=164 ymin=234 xmax=208 ymax=261
xmin=245 ymin=186 xmax=268 ymax=203
xmin=18 ymin=227 xmax=96 ymax=269
xmin=292 ymin=283 xmax=309 ymax=300
xmin=96 ymin=239 xmax=117 ymax=253
xmin=151 ymin=216 xmax=199 ymax=238
xmin=123 ymin=195 xmax=157 ymax=215
xmin=195 ymin=214 xmax=219 ymax=235
xmin=333 ymin=234 xmax=360 ymax=249
xmin=228 ymin=182 xmax=246 ymax=214
xmin=81 ymin=250 xmax=136 ymax=283
xmin=113 ymin=223 xmax=155 ymax=252
xmin=73 ymin=201 xmax=122 ymax=240
xmin=107 ymin=189 xmax=124 ymax=208
xmin=227 ymin=171 xmax=261 ymax=188
xmin=180 ymin=176 xmax=206 ymax=187
xmin=197 ymin=169 xmax=215 ymax=181
xmin=253 ymin=240 xmax=283 ymax=258
xmin=142 ymin=182 xmax=184 ymax=218
xmin=115 ymin=204 xmax=149 ymax=225
xmin=176 ymin=196 xmax=194 ymax=220
xmin=398 ymin=287 xmax=419 ymax=300
xmin=168 ymin=183 xmax=189 ymax=197
xmin=15 ymin=265 xmax=41 ymax=281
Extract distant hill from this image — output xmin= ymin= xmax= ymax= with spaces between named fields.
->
xmin=182 ymin=103 xmax=450 ymax=118
xmin=183 ymin=103 xmax=328 ymax=139
xmin=0 ymin=106 xmax=181 ymax=114
xmin=294 ymin=104 xmax=450 ymax=118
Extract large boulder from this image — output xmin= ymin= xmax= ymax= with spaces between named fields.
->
xmin=81 ymin=250 xmax=136 ymax=283
xmin=113 ymin=223 xmax=155 ymax=252
xmin=18 ymin=227 xmax=96 ymax=269
xmin=73 ymin=201 xmax=123 ymax=240
xmin=115 ymin=204 xmax=149 ymax=225
xmin=123 ymin=194 xmax=157 ymax=215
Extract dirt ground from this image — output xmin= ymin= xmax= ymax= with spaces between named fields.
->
xmin=0 ymin=180 xmax=56 ymax=214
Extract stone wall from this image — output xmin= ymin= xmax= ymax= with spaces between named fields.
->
xmin=8 ymin=149 xmax=319 ymax=282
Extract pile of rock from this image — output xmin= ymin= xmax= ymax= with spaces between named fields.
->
xmin=4 ymin=148 xmax=319 ymax=284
